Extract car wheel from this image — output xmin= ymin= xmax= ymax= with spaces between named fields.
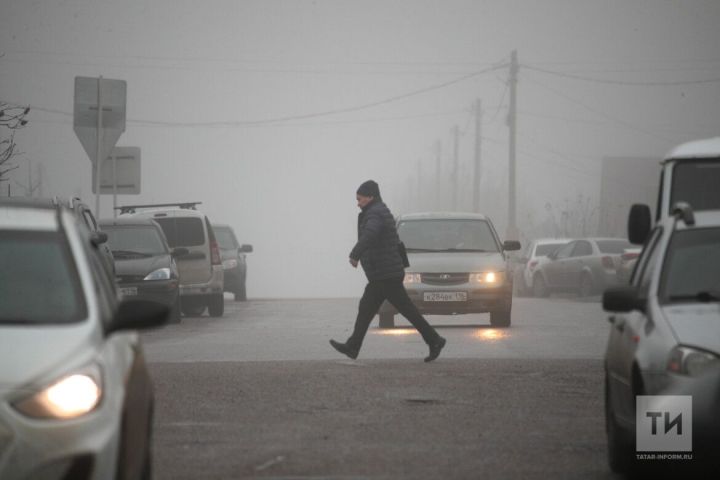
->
xmin=605 ymin=375 xmax=634 ymax=474
xmin=208 ymin=294 xmax=224 ymax=317
xmin=234 ymin=283 xmax=247 ymax=302
xmin=181 ymin=298 xmax=205 ymax=317
xmin=533 ymin=275 xmax=549 ymax=298
xmin=579 ymin=273 xmax=594 ymax=297
xmin=490 ymin=302 xmax=512 ymax=327
xmin=379 ymin=313 xmax=395 ymax=328
xmin=170 ymin=296 xmax=181 ymax=324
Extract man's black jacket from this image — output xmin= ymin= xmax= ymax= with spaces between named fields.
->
xmin=349 ymin=199 xmax=405 ymax=282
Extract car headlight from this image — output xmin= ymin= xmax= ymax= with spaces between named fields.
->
xmin=470 ymin=271 xmax=505 ymax=284
xmin=403 ymin=273 xmax=421 ymax=284
xmin=667 ymin=346 xmax=720 ymax=377
xmin=13 ymin=365 xmax=103 ymax=419
xmin=144 ymin=268 xmax=171 ymax=281
xmin=222 ymin=259 xmax=239 ymax=270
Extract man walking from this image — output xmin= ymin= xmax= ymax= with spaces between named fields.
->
xmin=330 ymin=180 xmax=446 ymax=362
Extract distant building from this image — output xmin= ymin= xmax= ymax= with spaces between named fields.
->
xmin=598 ymin=156 xmax=660 ymax=237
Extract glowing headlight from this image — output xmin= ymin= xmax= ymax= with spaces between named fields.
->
xmin=404 ymin=273 xmax=421 ymax=284
xmin=668 ymin=346 xmax=720 ymax=376
xmin=144 ymin=268 xmax=171 ymax=281
xmin=470 ymin=271 xmax=504 ymax=284
xmin=14 ymin=366 xmax=102 ymax=419
xmin=222 ymin=259 xmax=239 ymax=270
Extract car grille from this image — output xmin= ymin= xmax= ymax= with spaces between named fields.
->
xmin=116 ymin=275 xmax=145 ymax=284
xmin=422 ymin=273 xmax=468 ymax=285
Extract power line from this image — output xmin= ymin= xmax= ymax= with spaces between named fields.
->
xmin=1 ymin=63 xmax=507 ymax=128
xmin=522 ymin=63 xmax=720 ymax=86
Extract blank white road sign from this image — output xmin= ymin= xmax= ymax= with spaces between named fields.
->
xmin=74 ymin=76 xmax=127 ymax=166
xmin=92 ymin=146 xmax=141 ymax=195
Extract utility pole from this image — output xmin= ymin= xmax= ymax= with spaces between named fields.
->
xmin=451 ymin=125 xmax=460 ymax=211
xmin=506 ymin=50 xmax=519 ymax=240
xmin=417 ymin=159 xmax=423 ymax=210
xmin=435 ymin=140 xmax=442 ymax=210
xmin=473 ymin=99 xmax=482 ymax=213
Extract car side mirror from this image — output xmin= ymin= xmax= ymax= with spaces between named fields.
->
xmin=107 ymin=300 xmax=169 ymax=335
xmin=503 ymin=240 xmax=521 ymax=251
xmin=628 ymin=203 xmax=651 ymax=245
xmin=603 ymin=286 xmax=645 ymax=313
xmin=172 ymin=247 xmax=189 ymax=258
xmin=240 ymin=244 xmax=253 ymax=253
xmin=91 ymin=231 xmax=108 ymax=246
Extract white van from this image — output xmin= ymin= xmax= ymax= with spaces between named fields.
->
xmin=629 ymin=137 xmax=720 ymax=243
xmin=120 ymin=202 xmax=225 ymax=317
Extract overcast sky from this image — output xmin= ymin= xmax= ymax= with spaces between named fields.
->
xmin=2 ymin=0 xmax=719 ymax=297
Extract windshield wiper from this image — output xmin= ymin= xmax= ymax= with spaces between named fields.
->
xmin=668 ymin=291 xmax=720 ymax=303
xmin=405 ymin=248 xmax=443 ymax=252
xmin=112 ymin=250 xmax=152 ymax=257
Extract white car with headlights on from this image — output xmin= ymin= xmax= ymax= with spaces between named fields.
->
xmin=0 ymin=198 xmax=168 ymax=480
xmin=378 ymin=212 xmax=520 ymax=328
xmin=603 ymin=203 xmax=720 ymax=473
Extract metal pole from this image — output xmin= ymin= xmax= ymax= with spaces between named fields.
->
xmin=435 ymin=140 xmax=442 ymax=209
xmin=95 ymin=76 xmax=104 ymax=219
xmin=452 ymin=125 xmax=459 ymax=211
xmin=507 ymin=51 xmax=518 ymax=240
xmin=473 ymin=99 xmax=482 ymax=213
xmin=112 ymin=152 xmax=118 ymax=218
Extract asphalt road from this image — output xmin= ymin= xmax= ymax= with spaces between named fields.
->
xmin=141 ymin=295 xmax=624 ymax=479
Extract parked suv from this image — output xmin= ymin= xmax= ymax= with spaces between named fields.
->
xmin=378 ymin=212 xmax=520 ymax=328
xmin=212 ymin=223 xmax=253 ymax=301
xmin=0 ymin=197 xmax=168 ymax=480
xmin=119 ymin=202 xmax=224 ymax=317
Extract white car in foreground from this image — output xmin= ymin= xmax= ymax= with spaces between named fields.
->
xmin=0 ymin=198 xmax=168 ymax=480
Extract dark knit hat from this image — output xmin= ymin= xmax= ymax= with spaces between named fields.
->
xmin=356 ymin=180 xmax=380 ymax=198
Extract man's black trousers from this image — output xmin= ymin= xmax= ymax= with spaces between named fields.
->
xmin=347 ymin=276 xmax=440 ymax=350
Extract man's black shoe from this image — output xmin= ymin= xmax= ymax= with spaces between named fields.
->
xmin=329 ymin=339 xmax=359 ymax=360
xmin=424 ymin=336 xmax=446 ymax=363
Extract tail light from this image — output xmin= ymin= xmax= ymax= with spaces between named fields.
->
xmin=210 ymin=240 xmax=222 ymax=266
xmin=621 ymin=252 xmax=639 ymax=262
xmin=529 ymin=260 xmax=539 ymax=270
xmin=601 ymin=256 xmax=615 ymax=269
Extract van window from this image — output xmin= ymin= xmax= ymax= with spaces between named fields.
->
xmin=154 ymin=217 xmax=205 ymax=247
xmin=670 ymin=160 xmax=720 ymax=213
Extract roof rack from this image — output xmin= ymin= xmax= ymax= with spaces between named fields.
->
xmin=116 ymin=202 xmax=202 ymax=215
xmin=671 ymin=202 xmax=695 ymax=226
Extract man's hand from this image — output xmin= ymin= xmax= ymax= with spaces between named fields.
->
xmin=349 ymin=258 xmax=358 ymax=268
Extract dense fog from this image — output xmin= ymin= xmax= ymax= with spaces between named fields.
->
xmin=2 ymin=0 xmax=719 ymax=298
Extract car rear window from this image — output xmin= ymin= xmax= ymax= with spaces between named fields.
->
xmin=596 ymin=240 xmax=632 ymax=254
xmin=535 ymin=243 xmax=567 ymax=256
xmin=154 ymin=217 xmax=205 ymax=247
xmin=398 ymin=219 xmax=499 ymax=252
xmin=214 ymin=227 xmax=237 ymax=250
xmin=0 ymin=231 xmax=87 ymax=325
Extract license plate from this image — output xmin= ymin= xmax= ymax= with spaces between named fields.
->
xmin=120 ymin=287 xmax=138 ymax=297
xmin=423 ymin=291 xmax=467 ymax=302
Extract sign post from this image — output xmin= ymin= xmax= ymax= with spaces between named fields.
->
xmin=73 ymin=76 xmax=127 ymax=218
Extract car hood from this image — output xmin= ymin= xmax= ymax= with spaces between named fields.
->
xmin=115 ymin=254 xmax=171 ymax=276
xmin=662 ymin=304 xmax=720 ymax=354
xmin=0 ymin=322 xmax=97 ymax=394
xmin=407 ymin=251 xmax=506 ymax=273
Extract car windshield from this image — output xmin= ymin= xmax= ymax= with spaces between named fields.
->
xmin=398 ymin=219 xmax=499 ymax=252
xmin=670 ymin=160 xmax=720 ymax=214
xmin=104 ymin=225 xmax=168 ymax=256
xmin=154 ymin=217 xmax=205 ymax=248
xmin=535 ymin=243 xmax=567 ymax=256
xmin=214 ymin=227 xmax=237 ymax=250
xmin=596 ymin=239 xmax=632 ymax=254
xmin=0 ymin=231 xmax=87 ymax=325
xmin=660 ymin=228 xmax=720 ymax=303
